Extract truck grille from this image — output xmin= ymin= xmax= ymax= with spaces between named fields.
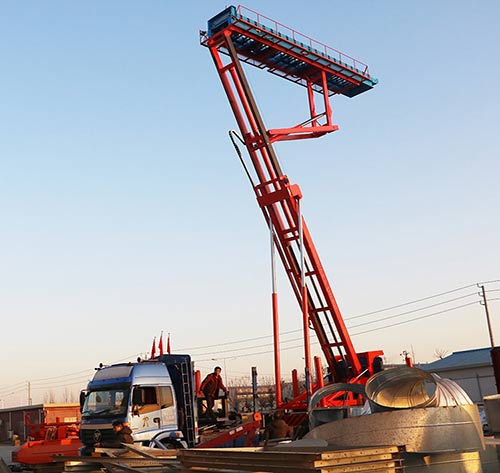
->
xmin=80 ymin=427 xmax=115 ymax=445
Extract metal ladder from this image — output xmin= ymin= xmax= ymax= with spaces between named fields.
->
xmin=179 ymin=360 xmax=196 ymax=447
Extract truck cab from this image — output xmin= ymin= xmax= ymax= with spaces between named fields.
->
xmin=79 ymin=354 xmax=197 ymax=454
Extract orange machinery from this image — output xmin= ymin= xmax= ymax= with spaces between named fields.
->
xmin=12 ymin=414 xmax=81 ymax=466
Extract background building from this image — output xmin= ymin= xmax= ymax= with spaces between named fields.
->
xmin=0 ymin=403 xmax=80 ymax=442
xmin=422 ymin=347 xmax=499 ymax=403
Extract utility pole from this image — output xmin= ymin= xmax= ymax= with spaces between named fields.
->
xmin=251 ymin=367 xmax=258 ymax=412
xmin=269 ymin=218 xmax=282 ymax=406
xmin=27 ymin=381 xmax=32 ymax=406
xmin=479 ymin=285 xmax=495 ymax=347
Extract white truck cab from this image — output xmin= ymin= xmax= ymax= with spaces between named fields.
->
xmin=79 ymin=355 xmax=196 ymax=454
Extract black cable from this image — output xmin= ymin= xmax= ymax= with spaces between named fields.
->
xmin=196 ymin=337 xmax=304 ymax=357
xmin=185 ymin=292 xmax=480 ymax=356
xmin=348 ymin=292 xmax=478 ymax=329
xmin=351 ymin=301 xmax=479 ymax=336
xmin=0 ymin=353 xmax=143 ymax=393
xmin=185 ymin=291 xmax=482 ymax=356
xmin=5 ymin=283 xmax=493 ymax=392
xmin=184 ymin=329 xmax=300 ymax=353
xmin=26 ymin=368 xmax=94 ymax=383
xmin=0 ymin=381 xmax=27 ymax=395
xmin=229 ymin=130 xmax=255 ymax=187
xmin=30 ymin=373 xmax=94 ymax=389
xmin=182 ymin=282 xmax=493 ymax=352
xmin=346 ymin=283 xmax=479 ymax=320
xmin=479 ymin=279 xmax=500 ymax=286
xmin=194 ymin=301 xmax=481 ymax=362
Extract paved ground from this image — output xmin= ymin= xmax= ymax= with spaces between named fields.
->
xmin=1 ymin=441 xmax=500 ymax=472
xmin=0 ymin=444 xmax=17 ymax=466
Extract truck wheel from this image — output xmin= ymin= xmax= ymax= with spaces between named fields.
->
xmin=149 ymin=437 xmax=182 ymax=450
xmin=160 ymin=440 xmax=178 ymax=450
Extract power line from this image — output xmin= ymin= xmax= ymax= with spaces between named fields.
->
xmin=180 ymin=329 xmax=301 ymax=353
xmin=0 ymin=354 xmax=143 ymax=394
xmin=31 ymin=377 xmax=91 ymax=391
xmin=30 ymin=373 xmax=94 ymax=389
xmin=351 ymin=301 xmax=479 ymax=336
xmin=193 ymin=301 xmax=481 ymax=362
xmin=186 ymin=291 xmax=483 ymax=358
xmin=348 ymin=292 xmax=478 ymax=329
xmin=193 ymin=335 xmax=305 ymax=357
xmin=0 ymin=381 xmax=28 ymax=396
xmin=26 ymin=369 xmax=95 ymax=384
xmin=479 ymin=279 xmax=500 ymax=286
xmin=181 ymin=281 xmax=496 ymax=352
xmin=346 ymin=283 xmax=479 ymax=320
xmin=2 ymin=282 xmax=494 ymax=392
xmin=0 ymin=388 xmax=24 ymax=399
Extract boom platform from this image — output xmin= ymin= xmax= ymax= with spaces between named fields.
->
xmin=205 ymin=5 xmax=378 ymax=98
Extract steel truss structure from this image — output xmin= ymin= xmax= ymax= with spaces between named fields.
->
xmin=201 ymin=5 xmax=382 ymax=404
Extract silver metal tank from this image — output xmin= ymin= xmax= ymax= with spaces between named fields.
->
xmin=365 ymin=366 xmax=473 ymax=412
xmin=305 ymin=367 xmax=483 ymax=454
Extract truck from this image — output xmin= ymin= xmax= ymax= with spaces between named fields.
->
xmin=79 ymin=354 xmax=198 ymax=454
xmin=12 ymin=354 xmax=259 ymax=469
xmin=78 ymin=354 xmax=261 ymax=455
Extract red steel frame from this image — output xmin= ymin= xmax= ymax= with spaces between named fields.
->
xmin=202 ymin=9 xmax=382 ymax=400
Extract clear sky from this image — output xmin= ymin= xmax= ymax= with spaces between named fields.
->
xmin=1 ymin=0 xmax=499 ymax=408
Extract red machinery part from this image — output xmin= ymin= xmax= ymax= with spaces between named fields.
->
xmin=202 ymin=5 xmax=383 ymax=404
xmin=13 ymin=415 xmax=82 ymax=466
xmin=13 ymin=437 xmax=82 ymax=465
xmin=197 ymin=414 xmax=262 ymax=449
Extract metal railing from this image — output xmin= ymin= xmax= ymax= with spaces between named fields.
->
xmin=236 ymin=5 xmax=370 ymax=76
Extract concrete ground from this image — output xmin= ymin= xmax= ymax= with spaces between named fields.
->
xmin=1 ymin=440 xmax=500 ymax=472
xmin=0 ymin=444 xmax=17 ymax=467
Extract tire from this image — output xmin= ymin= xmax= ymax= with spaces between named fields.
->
xmin=149 ymin=437 xmax=183 ymax=450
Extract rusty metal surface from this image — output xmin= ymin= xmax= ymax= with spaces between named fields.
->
xmin=305 ymin=404 xmax=485 ymax=453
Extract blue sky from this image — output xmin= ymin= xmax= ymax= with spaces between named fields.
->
xmin=1 ymin=0 xmax=499 ymax=407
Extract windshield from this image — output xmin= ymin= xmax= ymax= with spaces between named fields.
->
xmin=82 ymin=388 xmax=130 ymax=417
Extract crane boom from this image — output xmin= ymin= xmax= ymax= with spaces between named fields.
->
xmin=201 ymin=5 xmax=382 ymax=386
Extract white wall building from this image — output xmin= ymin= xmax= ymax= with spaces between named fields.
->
xmin=422 ymin=347 xmax=498 ymax=403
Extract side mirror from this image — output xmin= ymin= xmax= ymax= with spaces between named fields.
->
xmin=79 ymin=391 xmax=87 ymax=413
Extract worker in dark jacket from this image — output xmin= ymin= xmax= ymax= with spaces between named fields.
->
xmin=199 ymin=366 xmax=228 ymax=419
xmin=109 ymin=420 xmax=134 ymax=446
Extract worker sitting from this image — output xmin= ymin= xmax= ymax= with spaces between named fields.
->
xmin=263 ymin=411 xmax=293 ymax=446
xmin=102 ymin=421 xmax=134 ymax=448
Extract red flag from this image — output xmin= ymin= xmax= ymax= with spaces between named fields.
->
xmin=167 ymin=333 xmax=171 ymax=354
xmin=158 ymin=332 xmax=164 ymax=356
xmin=151 ymin=337 xmax=156 ymax=358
